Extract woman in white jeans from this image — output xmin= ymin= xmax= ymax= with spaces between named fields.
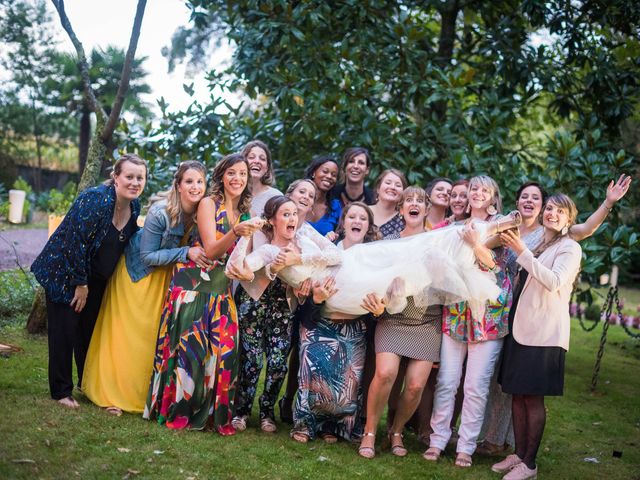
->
xmin=426 ymin=175 xmax=512 ymax=468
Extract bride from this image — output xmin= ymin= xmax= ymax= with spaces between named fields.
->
xmin=227 ymin=195 xmax=521 ymax=318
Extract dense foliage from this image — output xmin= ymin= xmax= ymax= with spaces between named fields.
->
xmin=123 ymin=0 xmax=639 ymax=284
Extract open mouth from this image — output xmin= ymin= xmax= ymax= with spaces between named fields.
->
xmin=286 ymin=225 xmax=296 ymax=233
xmin=408 ymin=207 xmax=420 ymax=217
xmin=350 ymin=225 xmax=362 ymax=233
xmin=250 ymin=165 xmax=262 ymax=173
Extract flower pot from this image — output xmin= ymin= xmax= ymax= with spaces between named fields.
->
xmin=48 ymin=214 xmax=65 ymax=238
xmin=8 ymin=189 xmax=26 ymax=223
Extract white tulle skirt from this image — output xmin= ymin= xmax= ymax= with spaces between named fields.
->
xmin=309 ymin=223 xmax=500 ymax=318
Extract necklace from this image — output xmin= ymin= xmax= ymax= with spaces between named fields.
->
xmin=342 ymin=187 xmax=364 ymax=203
xmin=113 ymin=204 xmax=129 ymax=242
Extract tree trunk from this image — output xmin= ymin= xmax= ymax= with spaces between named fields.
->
xmin=433 ymin=0 xmax=460 ymax=121
xmin=26 ymin=287 xmax=47 ymax=334
xmin=78 ymin=105 xmax=91 ymax=173
xmin=31 ymin=96 xmax=43 ymax=193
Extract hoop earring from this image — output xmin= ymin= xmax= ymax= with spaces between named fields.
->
xmin=486 ymin=204 xmax=497 ymax=216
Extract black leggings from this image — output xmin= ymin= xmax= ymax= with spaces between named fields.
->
xmin=46 ymin=279 xmax=106 ymax=399
xmin=512 ymin=394 xmax=546 ymax=469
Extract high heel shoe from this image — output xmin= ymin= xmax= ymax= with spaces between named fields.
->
xmin=278 ymin=397 xmax=293 ymax=425
xmin=389 ymin=432 xmax=407 ymax=457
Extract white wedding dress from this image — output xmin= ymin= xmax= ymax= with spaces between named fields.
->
xmin=228 ymin=214 xmax=520 ymax=318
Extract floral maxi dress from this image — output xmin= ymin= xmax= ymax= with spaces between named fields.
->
xmin=144 ymin=202 xmax=249 ymax=434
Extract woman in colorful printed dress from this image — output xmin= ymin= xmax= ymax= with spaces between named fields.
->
xmin=31 ymin=154 xmax=147 ymax=409
xmin=83 ymin=161 xmax=208 ymax=416
xmin=144 ymin=153 xmax=261 ymax=435
xmin=232 ymin=179 xmax=318 ymax=433
xmin=427 ymin=174 xmax=512 ymax=468
xmin=369 ymin=169 xmax=407 ymax=239
xmin=358 ymin=187 xmax=442 ymax=459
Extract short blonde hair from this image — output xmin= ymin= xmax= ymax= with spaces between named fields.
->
xmin=469 ymin=175 xmax=502 ymax=214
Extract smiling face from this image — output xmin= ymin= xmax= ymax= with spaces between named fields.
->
xmin=223 ymin=161 xmax=248 ymax=199
xmin=247 ymin=146 xmax=268 ymax=181
xmin=429 ymin=181 xmax=452 ymax=208
xmin=114 ymin=161 xmax=146 ymax=201
xmin=288 ymin=180 xmax=316 ymax=219
xmin=312 ymin=161 xmax=339 ymax=192
xmin=377 ymin=172 xmax=404 ymax=203
xmin=343 ymin=204 xmax=370 ymax=245
xmin=271 ymin=200 xmax=299 ymax=241
xmin=542 ymin=200 xmax=570 ymax=233
xmin=449 ymin=184 xmax=468 ymax=218
xmin=468 ymin=183 xmax=495 ymax=211
xmin=517 ymin=185 xmax=544 ymax=221
xmin=345 ymin=153 xmax=370 ymax=184
xmin=178 ymin=168 xmax=206 ymax=207
xmin=399 ymin=190 xmax=428 ymax=227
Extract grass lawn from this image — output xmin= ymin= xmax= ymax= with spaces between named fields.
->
xmin=1 ymin=315 xmax=639 ymax=480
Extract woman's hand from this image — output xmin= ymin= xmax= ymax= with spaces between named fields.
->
xmin=460 ymin=222 xmax=480 ymax=247
xmin=312 ymin=276 xmax=338 ymax=304
xmin=325 ymin=231 xmax=338 ymax=242
xmin=361 ymin=293 xmax=386 ymax=317
xmin=500 ymin=229 xmax=526 ymax=256
xmin=233 ymin=218 xmax=262 ymax=237
xmin=605 ymin=174 xmax=632 ymax=207
xmin=293 ymin=278 xmax=312 ymax=300
xmin=70 ymin=285 xmax=88 ymax=313
xmin=226 ymin=261 xmax=254 ymax=281
xmin=187 ymin=246 xmax=211 ymax=269
xmin=275 ymin=245 xmax=301 ymax=267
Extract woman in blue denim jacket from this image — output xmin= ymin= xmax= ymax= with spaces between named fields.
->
xmin=31 ymin=154 xmax=147 ymax=409
xmin=82 ymin=161 xmax=209 ymax=415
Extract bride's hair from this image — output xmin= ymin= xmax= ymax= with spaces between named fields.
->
xmin=262 ymin=195 xmax=296 ymax=241
xmin=337 ymin=201 xmax=381 ymax=243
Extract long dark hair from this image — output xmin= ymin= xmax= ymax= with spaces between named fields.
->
xmin=208 ymin=153 xmax=252 ymax=214
xmin=242 ymin=139 xmax=275 ymax=186
xmin=337 ymin=201 xmax=380 ymax=243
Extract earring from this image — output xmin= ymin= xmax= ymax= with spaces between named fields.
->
xmin=561 ymin=225 xmax=569 ymax=235
xmin=465 ymin=203 xmax=471 ymax=214
xmin=486 ymin=205 xmax=497 ymax=216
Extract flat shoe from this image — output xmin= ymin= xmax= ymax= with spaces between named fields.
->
xmin=492 ymin=454 xmax=523 ymax=474
xmin=358 ymin=432 xmax=375 ymax=459
xmin=455 ymin=452 xmax=473 ymax=468
xmin=423 ymin=447 xmax=441 ymax=461
xmin=291 ymin=431 xmax=310 ymax=443
xmin=260 ymin=418 xmax=277 ymax=433
xmin=231 ymin=415 xmax=248 ymax=431
xmin=57 ymin=397 xmax=79 ymax=409
xmin=105 ymin=406 xmax=122 ymax=417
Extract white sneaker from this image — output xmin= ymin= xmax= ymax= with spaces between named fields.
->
xmin=503 ymin=461 xmax=537 ymax=480
xmin=492 ymin=454 xmax=523 ymax=474
xmin=231 ymin=415 xmax=248 ymax=431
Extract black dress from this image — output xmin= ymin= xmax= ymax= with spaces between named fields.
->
xmin=499 ymin=269 xmax=566 ymax=396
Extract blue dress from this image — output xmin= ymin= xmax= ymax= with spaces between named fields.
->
xmin=308 ymin=198 xmax=342 ymax=236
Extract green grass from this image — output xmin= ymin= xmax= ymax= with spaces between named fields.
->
xmin=1 ymin=317 xmax=639 ymax=480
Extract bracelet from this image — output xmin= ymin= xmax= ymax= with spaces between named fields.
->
xmin=603 ymin=201 xmax=613 ymax=212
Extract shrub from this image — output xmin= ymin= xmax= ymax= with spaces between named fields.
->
xmin=584 ymin=303 xmax=602 ymax=321
xmin=0 ymin=270 xmax=36 ymax=328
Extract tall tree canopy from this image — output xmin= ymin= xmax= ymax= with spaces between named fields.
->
xmin=127 ymin=0 xmax=638 ymax=283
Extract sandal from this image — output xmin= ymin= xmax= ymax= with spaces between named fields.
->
xmin=260 ymin=418 xmax=277 ymax=433
xmin=232 ymin=415 xmax=248 ymax=431
xmin=423 ymin=447 xmax=442 ymax=462
xmin=57 ymin=397 xmax=79 ymax=409
xmin=291 ymin=431 xmax=310 ymax=443
xmin=319 ymin=432 xmax=338 ymax=444
xmin=358 ymin=432 xmax=376 ymax=459
xmin=455 ymin=452 xmax=473 ymax=468
xmin=389 ymin=432 xmax=407 ymax=457
xmin=105 ymin=406 xmax=122 ymax=417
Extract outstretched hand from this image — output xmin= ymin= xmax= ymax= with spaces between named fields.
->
xmin=605 ymin=174 xmax=632 ymax=206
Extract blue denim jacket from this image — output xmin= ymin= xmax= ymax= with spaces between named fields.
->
xmin=32 ymin=184 xmax=141 ymax=304
xmin=124 ymin=200 xmax=190 ymax=282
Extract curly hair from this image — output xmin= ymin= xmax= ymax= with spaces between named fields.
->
xmin=207 ymin=153 xmax=252 ymax=214
xmin=337 ymin=201 xmax=381 ymax=243
xmin=242 ymin=139 xmax=275 ymax=186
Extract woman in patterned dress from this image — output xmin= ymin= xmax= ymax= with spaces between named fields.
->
xmin=144 ymin=153 xmax=261 ymax=435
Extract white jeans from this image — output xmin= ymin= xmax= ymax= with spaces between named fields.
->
xmin=430 ymin=334 xmax=504 ymax=455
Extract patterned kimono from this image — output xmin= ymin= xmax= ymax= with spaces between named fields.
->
xmin=144 ymin=201 xmax=249 ymax=434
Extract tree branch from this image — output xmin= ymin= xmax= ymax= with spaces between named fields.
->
xmin=50 ymin=0 xmax=106 ymax=122
xmin=101 ymin=0 xmax=147 ymax=141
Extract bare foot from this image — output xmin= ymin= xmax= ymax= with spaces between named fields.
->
xmin=57 ymin=397 xmax=79 ymax=409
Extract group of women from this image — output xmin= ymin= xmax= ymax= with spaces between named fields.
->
xmin=32 ymin=143 xmax=631 ymax=480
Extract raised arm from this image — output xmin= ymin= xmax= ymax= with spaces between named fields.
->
xmin=569 ymin=174 xmax=632 ymax=241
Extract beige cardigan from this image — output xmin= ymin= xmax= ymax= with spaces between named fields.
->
xmin=513 ymin=236 xmax=582 ymax=351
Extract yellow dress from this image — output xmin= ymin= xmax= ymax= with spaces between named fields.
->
xmin=82 ymin=255 xmax=173 ymax=412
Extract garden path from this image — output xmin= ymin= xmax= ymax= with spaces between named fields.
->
xmin=0 ymin=228 xmax=47 ymax=271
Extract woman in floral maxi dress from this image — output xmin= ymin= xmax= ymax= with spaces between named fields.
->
xmin=144 ymin=154 xmax=261 ymax=435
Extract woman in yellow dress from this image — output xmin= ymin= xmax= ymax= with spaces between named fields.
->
xmin=82 ymin=161 xmax=210 ymax=415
